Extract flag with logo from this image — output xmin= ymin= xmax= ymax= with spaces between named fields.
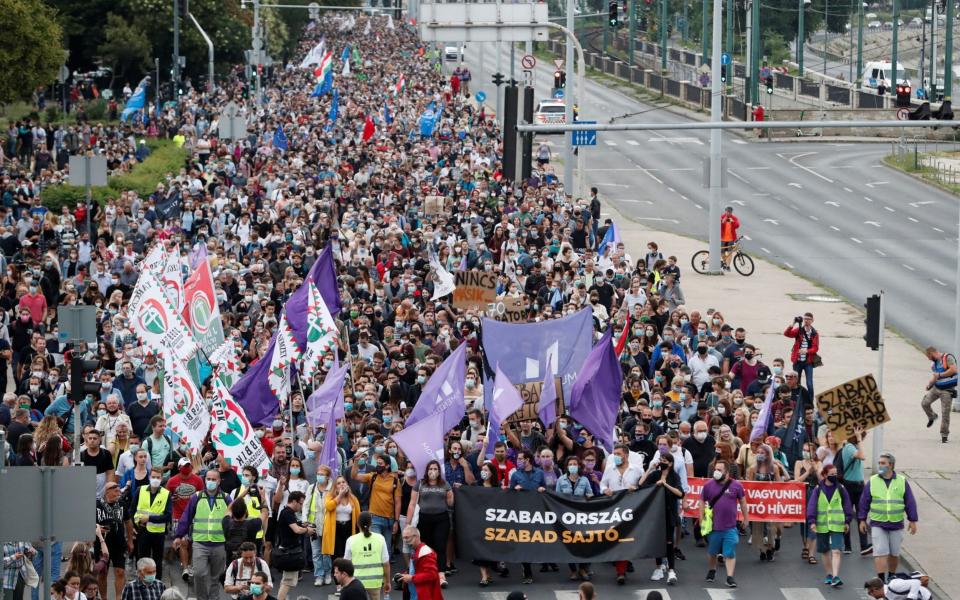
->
xmin=317 ymin=51 xmax=334 ymax=79
xmin=430 ymin=255 xmax=456 ymax=300
xmin=300 ymin=38 xmax=326 ymax=68
xmin=405 ymin=343 xmax=466 ymax=433
xmin=121 ymin=76 xmax=149 ymax=122
xmin=129 ymin=248 xmax=197 ymax=366
xmin=209 ymin=337 xmax=242 ymax=388
xmin=484 ymin=366 xmax=524 ymax=458
xmin=268 ymin=311 xmax=301 ymax=405
xmin=362 ymin=115 xmax=375 ymax=142
xmin=392 ymin=410 xmax=446 ymax=477
xmin=394 ymin=74 xmax=405 ymax=96
xmin=210 ymin=372 xmax=272 ymax=476
xmin=300 ymin=281 xmax=338 ymax=380
xmin=182 ymin=259 xmax=225 ymax=357
xmin=273 ymin=126 xmax=289 ymax=152
xmin=161 ymin=365 xmax=210 ymax=451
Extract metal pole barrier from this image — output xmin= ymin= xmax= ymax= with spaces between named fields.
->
xmin=872 ymin=291 xmax=885 ymax=467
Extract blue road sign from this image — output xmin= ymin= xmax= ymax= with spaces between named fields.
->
xmin=475 ymin=91 xmax=487 ymax=102
xmin=571 ymin=120 xmax=597 ymax=146
xmin=553 ymin=88 xmax=565 ymax=99
xmin=721 ymin=53 xmax=731 ymax=66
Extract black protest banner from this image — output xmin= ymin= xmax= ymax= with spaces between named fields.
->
xmin=815 ymin=374 xmax=891 ymax=438
xmin=454 ymin=486 xmax=666 ymax=563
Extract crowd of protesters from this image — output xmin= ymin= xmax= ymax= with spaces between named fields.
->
xmin=0 ymin=10 xmax=931 ymax=600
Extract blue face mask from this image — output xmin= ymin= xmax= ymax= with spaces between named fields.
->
xmin=317 ymin=475 xmax=328 ymax=484
xmin=344 ymin=402 xmax=354 ymax=412
xmin=364 ymin=400 xmax=375 ymax=409
xmin=249 ymin=584 xmax=263 ymax=596
xmin=205 ymin=480 xmax=217 ymax=492
xmin=383 ymin=415 xmax=393 ymax=424
xmin=142 ymin=575 xmax=156 ymax=584
xmin=290 ymin=467 xmax=301 ymax=476
xmin=240 ymin=475 xmax=251 ymax=488
xmin=568 ymin=465 xmax=579 ymax=475
xmin=304 ymin=449 xmax=315 ymax=459
xmin=613 ymin=455 xmax=624 ymax=467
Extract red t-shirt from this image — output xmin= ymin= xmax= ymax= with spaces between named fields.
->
xmin=166 ymin=474 xmax=203 ymax=520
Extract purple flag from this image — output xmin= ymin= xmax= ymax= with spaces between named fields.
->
xmin=750 ymin=379 xmax=778 ymax=442
xmin=538 ymin=355 xmax=558 ymax=429
xmin=306 ymin=363 xmax=349 ymax=428
xmin=232 ymin=245 xmax=342 ymax=425
xmin=405 ymin=343 xmax=466 ymax=434
xmin=481 ymin=308 xmax=594 ymax=411
xmin=391 ymin=410 xmax=446 ymax=478
xmin=484 ymin=366 xmax=524 ymax=458
xmin=568 ymin=329 xmax=622 ymax=452
xmin=317 ymin=394 xmax=342 ymax=478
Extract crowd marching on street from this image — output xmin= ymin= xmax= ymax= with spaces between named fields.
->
xmin=0 ymin=10 xmax=945 ymax=600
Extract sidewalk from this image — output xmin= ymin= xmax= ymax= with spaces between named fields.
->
xmin=606 ymin=201 xmax=960 ymax=600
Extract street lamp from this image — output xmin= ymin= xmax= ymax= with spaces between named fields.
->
xmin=798 ymin=0 xmax=811 ymax=76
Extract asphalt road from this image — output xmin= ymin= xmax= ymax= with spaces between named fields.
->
xmin=460 ymin=41 xmax=959 ymax=352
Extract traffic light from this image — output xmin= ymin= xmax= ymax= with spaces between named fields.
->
xmin=896 ymin=84 xmax=912 ymax=107
xmin=492 ymin=72 xmax=505 ymax=87
xmin=553 ymin=70 xmax=566 ymax=89
xmin=720 ymin=65 xmax=727 ymax=83
xmin=765 ymin=75 xmax=774 ymax=94
xmin=864 ymin=294 xmax=880 ymax=350
xmin=609 ymin=0 xmax=619 ymax=26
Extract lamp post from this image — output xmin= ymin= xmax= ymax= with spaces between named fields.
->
xmin=945 ymin=0 xmax=953 ymax=101
xmin=701 ymin=0 xmax=709 ymax=64
xmin=798 ymin=0 xmax=810 ymax=75
xmin=660 ymin=0 xmax=668 ymax=73
xmin=892 ymin=0 xmax=899 ymax=86
xmin=856 ymin=1 xmax=864 ymax=86
xmin=725 ymin=0 xmax=733 ymax=92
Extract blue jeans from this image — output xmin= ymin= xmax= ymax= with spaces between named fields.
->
xmin=31 ymin=542 xmax=62 ymax=600
xmin=370 ymin=515 xmax=394 ymax=561
xmin=310 ymin=537 xmax=332 ymax=579
xmin=793 ymin=361 xmax=815 ymax=398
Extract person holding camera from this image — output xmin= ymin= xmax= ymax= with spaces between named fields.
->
xmin=273 ymin=492 xmax=315 ymax=600
xmin=784 ymin=313 xmax=819 ymax=398
xmin=223 ymin=543 xmax=271 ymax=600
xmin=922 ymin=346 xmax=955 ymax=443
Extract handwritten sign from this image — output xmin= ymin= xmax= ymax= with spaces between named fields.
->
xmin=453 ymin=271 xmax=497 ymax=311
xmin=487 ymin=296 xmax=527 ymax=323
xmin=815 ymin=374 xmax=891 ymax=439
xmin=504 ymin=378 xmax=564 ymax=425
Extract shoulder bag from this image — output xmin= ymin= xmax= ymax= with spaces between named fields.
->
xmin=699 ymin=479 xmax=733 ymax=537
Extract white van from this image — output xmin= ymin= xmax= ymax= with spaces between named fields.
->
xmin=861 ymin=60 xmax=909 ymax=88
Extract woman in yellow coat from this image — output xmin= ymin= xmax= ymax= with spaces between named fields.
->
xmin=322 ymin=475 xmax=360 ymax=561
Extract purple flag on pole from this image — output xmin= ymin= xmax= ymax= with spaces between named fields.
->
xmin=750 ymin=379 xmax=778 ymax=442
xmin=484 ymin=366 xmax=524 ymax=458
xmin=405 ymin=343 xmax=466 ymax=434
xmin=232 ymin=245 xmax=342 ymax=425
xmin=391 ymin=411 xmax=446 ymax=478
xmin=481 ymin=308 xmax=594 ymax=412
xmin=318 ymin=396 xmax=342 ymax=478
xmin=306 ymin=363 xmax=349 ymax=428
xmin=568 ymin=329 xmax=622 ymax=452
xmin=538 ymin=355 xmax=558 ymax=429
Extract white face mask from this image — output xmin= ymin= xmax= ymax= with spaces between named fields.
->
xmin=713 ymin=469 xmax=724 ymax=481
xmin=694 ymin=431 xmax=708 ymax=442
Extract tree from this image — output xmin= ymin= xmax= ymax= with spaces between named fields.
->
xmin=0 ymin=0 xmax=65 ymax=104
xmin=99 ymin=13 xmax=153 ymax=88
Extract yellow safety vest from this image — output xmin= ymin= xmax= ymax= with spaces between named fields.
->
xmin=135 ymin=487 xmax=170 ymax=534
xmin=192 ymin=492 xmax=229 ymax=543
xmin=868 ymin=474 xmax=906 ymax=523
xmin=348 ymin=532 xmax=386 ymax=589
xmin=240 ymin=487 xmax=264 ymax=540
xmin=815 ymin=487 xmax=846 ymax=533
xmin=307 ymin=482 xmax=328 ymax=524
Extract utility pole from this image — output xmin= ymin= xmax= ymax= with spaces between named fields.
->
xmin=848 ymin=5 xmax=854 ymax=82
xmin=604 ymin=1 xmax=610 ymax=53
xmin=629 ymin=0 xmax=637 ymax=65
xmin=725 ymin=0 xmax=732 ymax=92
xmin=564 ymin=0 xmax=575 ymax=198
xmin=945 ymin=0 xmax=953 ymax=101
xmin=746 ymin=0 xmax=753 ymax=104
xmin=892 ymin=0 xmax=899 ymax=86
xmin=701 ymin=0 xmax=708 ymax=64
xmin=798 ymin=0 xmax=805 ymax=75
xmin=252 ymin=0 xmax=263 ymax=106
xmin=931 ymin=0 xmax=937 ymax=100
xmin=856 ymin=0 xmax=863 ymax=86
xmin=173 ymin=0 xmax=181 ymax=104
xmin=707 ymin=0 xmax=723 ymax=273
xmin=660 ymin=0 xmax=668 ymax=73
xmin=752 ymin=0 xmax=760 ymax=101
xmin=823 ymin=0 xmax=828 ymax=78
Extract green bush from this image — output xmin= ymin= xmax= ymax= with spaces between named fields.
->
xmin=41 ymin=139 xmax=188 ymax=213
xmin=84 ymin=99 xmax=108 ymax=121
xmin=44 ymin=105 xmax=61 ymax=123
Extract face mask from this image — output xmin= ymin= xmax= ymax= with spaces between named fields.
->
xmin=249 ymin=584 xmax=263 ymax=596
xmin=663 ymin=335 xmax=674 ymax=343
xmin=137 ymin=392 xmax=148 ymax=402
xmin=465 ymin=378 xmax=476 ymax=388
xmin=29 ymin=384 xmax=39 ymax=393
xmin=613 ymin=455 xmax=623 ymax=467
xmin=364 ymin=400 xmax=375 ymax=409
xmin=97 ymin=409 xmax=107 ymax=417
xmin=718 ymin=406 xmax=727 ymax=415
xmin=713 ymin=469 xmax=724 ymax=481
xmin=101 ymin=382 xmax=112 ymax=390
xmin=344 ymin=402 xmax=354 ymax=412
xmin=240 ymin=475 xmax=251 ymax=488
xmin=427 ymin=469 xmax=439 ymax=479
xmin=405 ymin=469 xmax=416 ymax=478
xmin=826 ymin=474 xmax=838 ymax=484
xmin=480 ymin=470 xmax=491 ymax=481
xmin=802 ymin=451 xmax=812 ymax=460
xmin=143 ymin=575 xmax=156 ymax=584
xmin=878 ymin=465 xmax=890 ymax=475
xmin=658 ymin=444 xmax=669 ymax=455
xmin=205 ymin=480 xmax=217 ymax=492
xmin=697 ymin=346 xmax=707 ymax=355
xmin=374 ymin=445 xmax=385 ymax=455
xmin=694 ymin=431 xmax=707 ymax=442
xmin=255 ymin=430 xmax=265 ymax=439
xmin=290 ymin=467 xmax=301 ymax=476
xmin=540 ymin=458 xmax=552 ymax=467
xmin=567 ymin=465 xmax=579 ymax=475
xmin=744 ymin=352 xmax=754 ymax=360
xmin=129 ymin=444 xmax=140 ymax=453
xmin=757 ymin=454 xmax=767 ymax=462
xmin=417 ymin=375 xmax=426 ymax=385
xmin=773 ymin=366 xmax=783 ymax=375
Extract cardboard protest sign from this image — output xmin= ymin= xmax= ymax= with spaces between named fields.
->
xmin=815 ymin=374 xmax=891 ymax=438
xmin=453 ymin=270 xmax=497 ymax=310
xmin=487 ymin=296 xmax=527 ymax=323
xmin=504 ymin=378 xmax=564 ymax=425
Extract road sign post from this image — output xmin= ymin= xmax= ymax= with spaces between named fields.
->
xmin=571 ymin=120 xmax=597 ymax=146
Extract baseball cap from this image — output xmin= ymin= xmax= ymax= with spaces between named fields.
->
xmin=178 ymin=457 xmax=191 ymax=468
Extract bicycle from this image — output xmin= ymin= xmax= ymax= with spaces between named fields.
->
xmin=691 ymin=236 xmax=755 ymax=276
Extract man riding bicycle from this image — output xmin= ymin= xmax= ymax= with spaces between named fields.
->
xmin=720 ymin=206 xmax=740 ymax=271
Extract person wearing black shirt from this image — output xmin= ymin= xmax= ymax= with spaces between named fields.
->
xmin=275 ymin=492 xmax=315 ymax=600
xmin=639 ymin=453 xmax=684 ymax=584
xmin=333 ymin=558 xmax=368 ymax=600
xmin=589 ymin=272 xmax=616 ymax=314
xmin=628 ymin=419 xmax=658 ymax=467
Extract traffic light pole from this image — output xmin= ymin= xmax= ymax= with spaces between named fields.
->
xmin=173 ymin=0 xmax=181 ymax=103
xmin=856 ymin=0 xmax=863 ymax=86
xmin=706 ymin=0 xmax=723 ymax=274
xmin=945 ymin=0 xmax=953 ymax=101
xmin=892 ymin=0 xmax=898 ymax=87
xmin=725 ymin=0 xmax=733 ymax=93
xmin=566 ymin=0 xmax=576 ymax=197
xmin=629 ymin=0 xmax=637 ymax=65
xmin=873 ymin=290 xmax=885 ymax=470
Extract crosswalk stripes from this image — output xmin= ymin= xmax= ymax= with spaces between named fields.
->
xmin=780 ymin=588 xmax=829 ymax=600
xmin=481 ymin=588 xmax=830 ymax=600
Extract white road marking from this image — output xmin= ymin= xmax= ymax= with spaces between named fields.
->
xmin=864 ymin=221 xmax=881 ymax=227
xmin=843 ymin=187 xmax=853 ymax=192
xmin=616 ymin=199 xmax=654 ymax=204
xmin=694 ymin=204 xmax=704 ymax=209
xmin=763 ymin=219 xmax=780 ymax=226
xmin=788 ymin=182 xmax=803 ymax=188
xmin=781 ymin=589 xmax=829 ymax=600
xmin=727 ymin=169 xmax=750 ymax=184
xmin=705 ymin=590 xmax=738 ymax=600
xmin=648 ymin=136 xmax=703 ymax=144
xmin=851 ymin=237 xmax=863 ymax=244
xmin=604 ymin=140 xmax=617 ymax=146
xmin=743 ymin=235 xmax=752 ymax=240
xmin=668 ymin=187 xmax=676 ymax=192
xmin=596 ymin=183 xmax=629 ymax=187
xmin=635 ymin=165 xmax=663 ymax=184
xmin=864 ymin=196 xmax=874 ymax=202
xmin=875 ymin=249 xmax=887 ymax=256
xmin=908 ymin=217 xmax=919 ymax=223
xmin=732 ymin=139 xmax=747 ymax=144
xmin=784 ymin=261 xmax=795 ymax=268
xmin=680 ymin=195 xmax=689 ymax=200
xmin=933 ymin=226 xmax=945 ymax=233
xmin=731 ymin=200 xmax=745 ymax=206
xmin=746 ymin=166 xmax=771 ymax=170
xmin=670 ymin=168 xmax=696 ymax=171
xmin=824 ymin=201 xmax=840 ymax=207
xmin=809 ymin=215 xmax=819 ymax=221
xmin=781 ymin=151 xmax=835 ymax=183
xmin=761 ymin=247 xmax=771 ymax=254
xmin=903 ymin=264 xmax=916 ymax=271
xmin=626 ymin=140 xmax=640 ymax=145
xmin=830 ymin=225 xmax=841 ymax=231
xmin=636 ymin=217 xmax=680 ymax=224
xmin=934 ymin=279 xmax=947 ymax=286
xmin=910 ymin=200 xmax=935 ymax=207
xmin=884 ymin=206 xmax=895 ymax=212
xmin=866 ymin=181 xmax=889 ymax=187
xmin=752 ymin=192 xmax=771 ymax=197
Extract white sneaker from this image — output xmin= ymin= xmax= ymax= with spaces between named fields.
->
xmin=324 ymin=575 xmax=333 ymax=585
xmin=314 ymin=578 xmax=322 ymax=587
xmin=651 ymin=566 xmax=665 ymax=581
xmin=667 ymin=569 xmax=678 ymax=585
